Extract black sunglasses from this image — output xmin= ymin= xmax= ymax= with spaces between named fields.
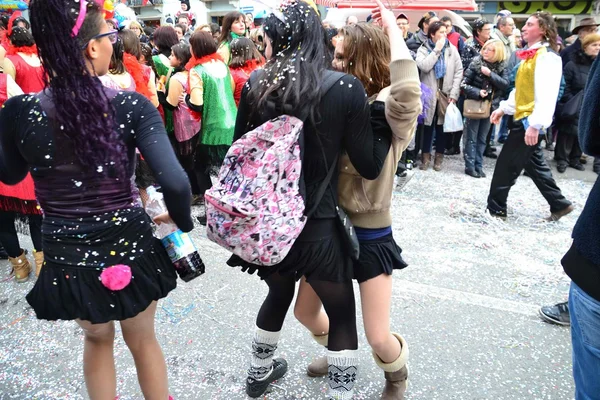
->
xmin=81 ymin=30 xmax=118 ymax=50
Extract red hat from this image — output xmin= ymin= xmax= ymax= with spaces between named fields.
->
xmin=396 ymin=13 xmax=409 ymax=22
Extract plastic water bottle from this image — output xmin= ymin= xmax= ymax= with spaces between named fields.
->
xmin=145 ymin=186 xmax=205 ymax=282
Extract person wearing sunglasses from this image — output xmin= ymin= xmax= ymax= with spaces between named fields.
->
xmin=0 ymin=1 xmax=194 ymax=399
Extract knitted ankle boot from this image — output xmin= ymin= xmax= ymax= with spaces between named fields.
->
xmin=327 ymin=349 xmax=359 ymax=400
xmin=373 ymin=333 xmax=409 ymax=400
xmin=9 ymin=250 xmax=31 ymax=283
xmin=246 ymin=328 xmax=288 ymax=398
xmin=307 ymin=333 xmax=328 ymax=378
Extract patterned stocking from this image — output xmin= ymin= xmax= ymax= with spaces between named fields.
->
xmin=327 ymin=349 xmax=359 ymax=400
xmin=248 ymin=327 xmax=281 ymax=381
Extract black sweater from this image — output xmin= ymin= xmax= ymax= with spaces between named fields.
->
xmin=235 ymin=72 xmax=391 ymax=219
xmin=0 ymin=88 xmax=193 ymax=232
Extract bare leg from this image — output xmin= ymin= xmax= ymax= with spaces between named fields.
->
xmin=120 ymin=302 xmax=169 ymax=400
xmin=360 ymin=274 xmax=400 ymax=363
xmin=75 ymin=320 xmax=117 ymax=400
xmin=293 ymin=278 xmax=329 ymax=336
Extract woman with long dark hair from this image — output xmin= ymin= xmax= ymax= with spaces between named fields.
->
xmin=217 ymin=11 xmax=246 ymax=64
xmin=152 ymin=26 xmax=179 ymax=134
xmin=228 ymin=1 xmax=392 ymax=398
xmin=0 ymin=1 xmax=193 ymax=398
xmin=229 ymin=37 xmax=263 ymax=106
xmin=293 ymin=4 xmax=422 ymax=397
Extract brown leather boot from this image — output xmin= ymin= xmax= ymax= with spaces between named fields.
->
xmin=419 ymin=153 xmax=431 ymax=170
xmin=373 ymin=333 xmax=409 ymax=400
xmin=433 ymin=153 xmax=444 ymax=171
xmin=34 ymin=251 xmax=44 ymax=277
xmin=9 ymin=250 xmax=32 ymax=283
xmin=306 ymin=333 xmax=328 ymax=377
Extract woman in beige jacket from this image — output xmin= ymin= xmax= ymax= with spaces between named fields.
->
xmin=416 ymin=21 xmax=463 ymax=171
xmin=293 ymin=1 xmax=422 ymax=398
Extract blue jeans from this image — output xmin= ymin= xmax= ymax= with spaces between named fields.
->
xmin=570 ymin=281 xmax=600 ymax=400
xmin=463 ymin=118 xmax=491 ymax=171
xmin=497 ymin=115 xmax=509 ymax=142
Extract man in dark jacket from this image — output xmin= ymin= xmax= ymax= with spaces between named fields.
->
xmin=559 ymin=55 xmax=600 ymax=400
xmin=406 ymin=11 xmax=438 ymax=52
xmin=560 ymin=18 xmax=599 ymax=67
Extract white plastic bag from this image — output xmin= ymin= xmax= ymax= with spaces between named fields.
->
xmin=443 ymin=103 xmax=464 ymax=132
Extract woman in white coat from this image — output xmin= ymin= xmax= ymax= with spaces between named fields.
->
xmin=416 ymin=21 xmax=463 ymax=171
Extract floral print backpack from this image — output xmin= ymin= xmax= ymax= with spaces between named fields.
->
xmin=205 ymin=71 xmax=344 ymax=266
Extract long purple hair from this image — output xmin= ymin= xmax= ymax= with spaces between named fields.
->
xmin=29 ymin=0 xmax=128 ymax=178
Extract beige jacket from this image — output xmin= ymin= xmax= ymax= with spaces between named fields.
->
xmin=338 ymin=59 xmax=422 ymax=229
xmin=416 ymin=42 xmax=463 ymax=126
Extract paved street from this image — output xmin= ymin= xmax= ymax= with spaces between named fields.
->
xmin=0 ymin=150 xmax=595 ymax=400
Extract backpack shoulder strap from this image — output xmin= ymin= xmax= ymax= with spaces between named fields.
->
xmin=304 ymin=70 xmax=347 ymax=217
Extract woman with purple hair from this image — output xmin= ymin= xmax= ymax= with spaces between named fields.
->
xmin=0 ymin=0 xmax=193 ymax=399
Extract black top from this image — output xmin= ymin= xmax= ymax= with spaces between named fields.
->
xmin=557 ymin=51 xmax=594 ymax=136
xmin=560 ymin=38 xmax=581 ymax=69
xmin=0 ymin=86 xmax=193 ymax=232
xmin=235 ymin=72 xmax=391 ymax=219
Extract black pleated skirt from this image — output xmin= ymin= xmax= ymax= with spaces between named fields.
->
xmin=26 ymin=208 xmax=177 ymax=324
xmin=227 ymin=218 xmax=355 ymax=283
xmin=353 ymin=232 xmax=408 ymax=283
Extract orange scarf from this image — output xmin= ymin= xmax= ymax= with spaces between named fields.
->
xmin=123 ymin=53 xmax=153 ymax=101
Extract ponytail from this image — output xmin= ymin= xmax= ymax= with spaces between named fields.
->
xmin=29 ymin=0 xmax=128 ymax=178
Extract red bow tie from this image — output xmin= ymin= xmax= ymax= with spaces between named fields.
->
xmin=517 ymin=48 xmax=540 ymax=61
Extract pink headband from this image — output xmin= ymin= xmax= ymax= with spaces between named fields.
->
xmin=72 ymin=0 xmax=88 ymax=37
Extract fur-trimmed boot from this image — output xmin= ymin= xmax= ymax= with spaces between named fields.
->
xmin=9 ymin=250 xmax=32 ymax=283
xmin=34 ymin=250 xmax=44 ymax=277
xmin=307 ymin=333 xmax=328 ymax=377
xmin=373 ymin=333 xmax=409 ymax=400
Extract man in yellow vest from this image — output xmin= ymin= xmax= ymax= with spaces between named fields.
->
xmin=487 ymin=11 xmax=573 ymax=221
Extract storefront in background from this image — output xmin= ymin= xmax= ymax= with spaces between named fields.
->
xmin=456 ymin=1 xmax=597 ymax=39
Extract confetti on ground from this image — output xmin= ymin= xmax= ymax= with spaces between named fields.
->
xmin=0 ymin=150 xmax=590 ymax=399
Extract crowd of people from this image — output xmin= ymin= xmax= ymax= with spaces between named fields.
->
xmin=0 ymin=0 xmax=598 ymax=399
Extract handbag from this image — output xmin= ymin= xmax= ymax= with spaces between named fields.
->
xmin=436 ymin=89 xmax=449 ymax=119
xmin=463 ymin=99 xmax=491 ymax=120
xmin=557 ymin=90 xmax=583 ymax=121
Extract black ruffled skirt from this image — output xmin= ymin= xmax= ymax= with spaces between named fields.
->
xmin=26 ymin=208 xmax=177 ymax=324
xmin=354 ymin=232 xmax=408 ymax=283
xmin=227 ymin=218 xmax=354 ymax=283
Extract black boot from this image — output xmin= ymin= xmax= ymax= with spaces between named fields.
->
xmin=484 ymin=146 xmax=498 ymax=159
xmin=0 ymin=244 xmax=8 ymax=260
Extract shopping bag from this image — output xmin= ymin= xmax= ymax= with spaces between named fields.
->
xmin=443 ymin=102 xmax=464 ymax=132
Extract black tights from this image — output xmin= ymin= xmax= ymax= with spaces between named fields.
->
xmin=256 ymin=273 xmax=358 ymax=351
xmin=0 ymin=212 xmax=43 ymax=258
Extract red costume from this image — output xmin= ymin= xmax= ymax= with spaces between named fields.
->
xmin=6 ymin=53 xmax=45 ymax=94
xmin=0 ymin=73 xmax=42 ymax=215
